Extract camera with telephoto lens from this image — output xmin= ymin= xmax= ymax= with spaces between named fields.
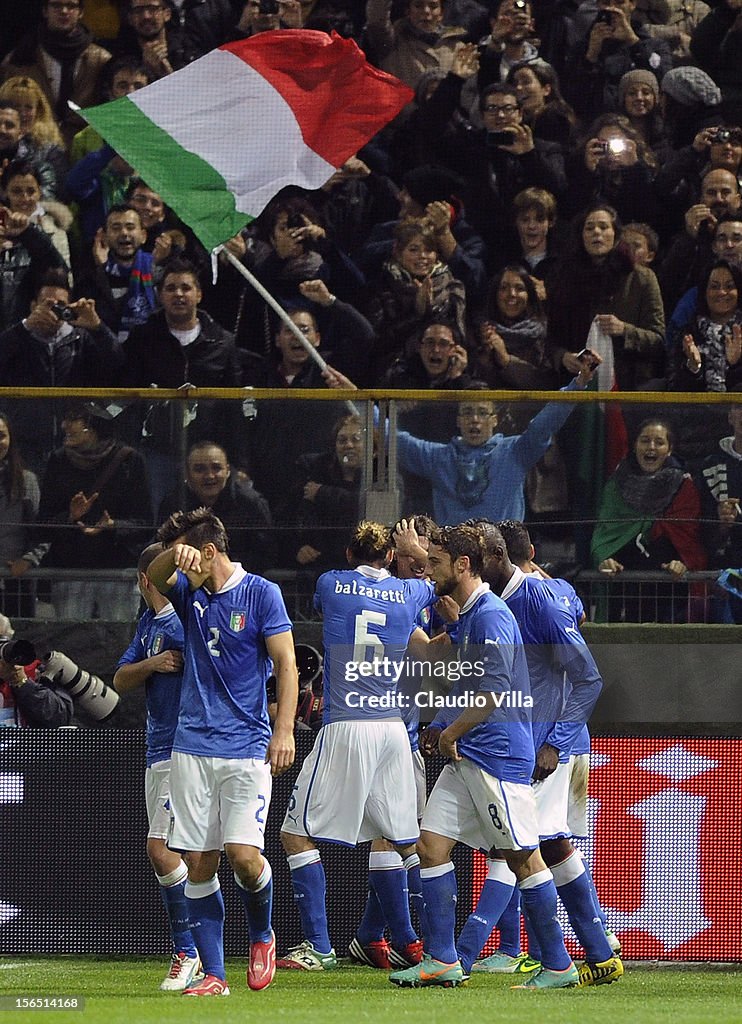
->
xmin=266 ymin=643 xmax=323 ymax=732
xmin=38 ymin=651 xmax=119 ymax=721
xmin=0 ymin=638 xmax=36 ymax=666
xmin=258 ymin=0 xmax=279 ymax=14
xmin=50 ymin=301 xmax=76 ymax=322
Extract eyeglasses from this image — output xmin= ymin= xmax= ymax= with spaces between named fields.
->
xmin=483 ymin=103 xmax=518 ymax=115
xmin=129 ymin=3 xmax=164 ymax=14
xmin=459 ymin=408 xmax=495 ymax=419
xmin=420 ymin=337 xmax=453 ymax=349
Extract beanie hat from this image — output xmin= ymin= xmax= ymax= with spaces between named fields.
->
xmin=618 ymin=69 xmax=660 ymax=107
xmin=661 ymin=66 xmax=722 ymax=108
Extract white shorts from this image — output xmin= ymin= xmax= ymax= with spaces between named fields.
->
xmin=168 ymin=751 xmax=272 ymax=852
xmin=567 ymin=752 xmax=590 ymax=838
xmin=145 ymin=759 xmax=172 ymax=840
xmin=532 ymin=757 xmax=573 ymax=841
xmin=281 ymin=720 xmax=420 ymax=847
xmin=413 ymin=748 xmax=427 ymax=821
xmin=421 ymin=758 xmax=540 ymax=853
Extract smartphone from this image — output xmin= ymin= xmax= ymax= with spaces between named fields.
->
xmin=607 ymin=138 xmax=627 ymax=154
xmin=487 ymin=130 xmax=516 ymax=148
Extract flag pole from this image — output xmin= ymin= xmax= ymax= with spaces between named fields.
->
xmin=221 ymin=247 xmax=358 ymax=415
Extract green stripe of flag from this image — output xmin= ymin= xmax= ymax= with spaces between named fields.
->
xmin=84 ymin=97 xmax=253 ymax=251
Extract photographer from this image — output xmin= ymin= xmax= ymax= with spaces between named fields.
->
xmin=0 ymin=616 xmax=73 ymax=728
xmin=0 ymin=269 xmax=122 ymax=475
xmin=233 ymin=0 xmax=303 ymax=37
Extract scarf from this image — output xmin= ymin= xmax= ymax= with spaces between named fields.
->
xmin=612 ymin=457 xmax=686 ymax=518
xmin=38 ymin=22 xmax=92 ymax=120
xmin=104 ymin=248 xmax=157 ymax=337
xmin=695 ymin=312 xmax=742 ymax=392
xmin=489 ymin=316 xmax=547 ymax=367
xmin=63 ymin=437 xmax=117 ymax=473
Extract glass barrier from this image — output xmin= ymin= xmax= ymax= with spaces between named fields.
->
xmin=0 ymin=389 xmax=738 ymax=626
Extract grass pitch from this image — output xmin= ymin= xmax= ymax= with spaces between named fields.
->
xmin=1 ymin=957 xmax=741 ymax=1024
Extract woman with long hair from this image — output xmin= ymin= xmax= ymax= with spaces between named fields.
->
xmin=475 ymin=264 xmax=556 ymax=389
xmin=507 ymin=58 xmax=578 ymax=149
xmin=0 ymin=76 xmax=64 ymax=149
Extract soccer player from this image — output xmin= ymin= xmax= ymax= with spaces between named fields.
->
xmin=349 ymin=513 xmax=438 ymax=969
xmin=147 ymin=508 xmax=299 ymax=996
xmin=278 ymin=521 xmax=435 ymax=971
xmin=457 ymin=521 xmax=622 ymax=987
xmin=113 ymin=543 xmax=200 ymax=991
xmin=389 ymin=524 xmax=579 ymax=990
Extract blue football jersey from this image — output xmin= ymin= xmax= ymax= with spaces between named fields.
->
xmin=433 ymin=584 xmax=534 ymax=783
xmin=169 ymin=564 xmax=293 ymax=759
xmin=504 ymin=568 xmax=601 ymax=760
xmin=117 ymin=603 xmax=184 ymax=768
xmin=314 ymin=565 xmax=435 ymax=724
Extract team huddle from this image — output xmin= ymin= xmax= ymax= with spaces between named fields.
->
xmin=113 ymin=505 xmax=622 ymax=995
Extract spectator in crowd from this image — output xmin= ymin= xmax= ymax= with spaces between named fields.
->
xmin=689 ymin=0 xmax=742 ymax=106
xmin=364 ymin=0 xmax=468 ymax=93
xmin=158 ymin=440 xmax=274 ymax=573
xmin=112 ymin=0 xmax=200 ymax=79
xmin=21 ymin=402 xmax=151 ymax=621
xmin=69 ymin=57 xmax=149 ymax=164
xmin=476 ymin=0 xmax=541 ymax=90
xmin=0 ymin=268 xmax=120 ymax=474
xmin=0 ymin=205 xmax=67 ymax=333
xmin=169 ymin=0 xmax=243 ymax=56
xmin=642 ymin=0 xmax=709 ymax=61
xmin=657 ymin=166 xmax=742 ymax=315
xmin=0 ymin=614 xmax=74 ymax=726
xmin=617 ymin=68 xmax=666 ymax=153
xmin=2 ymin=160 xmax=72 ymax=270
xmin=475 ymin=264 xmax=556 ymax=389
xmin=414 ymin=77 xmax=567 ymax=253
xmin=0 ymin=101 xmax=60 ymax=199
xmin=383 ymin=318 xmax=472 ymax=388
xmin=124 ymin=177 xmax=169 ymax=251
xmin=565 ymin=0 xmax=672 ymax=124
xmin=366 ymin=217 xmax=467 ymax=377
xmin=121 ymin=257 xmax=245 ymax=511
xmin=492 ymin=186 xmax=562 ymax=281
xmin=1 ymin=0 xmax=111 ymax=148
xmin=565 ymin=114 xmax=661 ymax=226
xmin=359 ymin=162 xmax=488 ymax=303
xmin=0 ymin=77 xmax=67 ymax=189
xmin=66 ymin=143 xmax=136 ymax=242
xmin=546 ymin=203 xmax=665 ymax=390
xmin=391 ymin=359 xmax=599 ymax=525
xmin=620 ymin=220 xmax=658 ymax=267
xmin=698 ymin=406 xmax=742 ymax=614
xmin=75 ymin=203 xmax=157 ymax=341
xmin=231 ymin=0 xmax=304 ymax=37
xmin=0 ymin=414 xmax=40 ymax=618
xmin=668 ymin=258 xmax=742 ymax=392
xmin=506 ymin=58 xmax=577 ymax=150
xmin=590 ymin=417 xmax=707 ymax=620
xmin=659 ymin=64 xmax=723 ymax=152
xmin=291 ymin=413 xmax=366 ymax=572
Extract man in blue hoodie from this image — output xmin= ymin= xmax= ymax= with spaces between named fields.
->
xmin=395 ymin=361 xmax=599 ymax=525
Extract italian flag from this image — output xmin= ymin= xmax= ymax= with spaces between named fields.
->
xmin=82 ymin=30 xmax=412 ymax=251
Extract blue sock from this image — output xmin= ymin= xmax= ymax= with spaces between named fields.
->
xmin=497 ymin=883 xmax=522 ymax=957
xmin=421 ymin=863 xmax=458 ymax=964
xmin=368 ymin=851 xmax=416 ymax=948
xmin=581 ymin=856 xmax=608 ymax=927
xmin=552 ymin=853 xmax=613 ymax=963
xmin=456 ymin=860 xmax=515 ymax=973
xmin=404 ymin=853 xmax=428 ymax=943
xmin=518 ymin=870 xmax=571 ymax=971
xmin=356 ymin=889 xmax=387 ymax=944
xmin=184 ymin=877 xmax=225 ymax=979
xmin=234 ymin=858 xmax=273 ymax=944
xmin=157 ymin=864 xmax=197 ymax=958
xmin=521 ymin=901 xmax=542 ymax=961
xmin=287 ymin=851 xmax=332 ymax=954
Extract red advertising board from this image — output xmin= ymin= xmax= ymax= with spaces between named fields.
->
xmin=473 ymin=737 xmax=742 ymax=961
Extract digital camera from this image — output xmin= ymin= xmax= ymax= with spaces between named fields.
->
xmin=38 ymin=651 xmax=120 ymax=722
xmin=0 ymin=638 xmax=35 ymax=666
